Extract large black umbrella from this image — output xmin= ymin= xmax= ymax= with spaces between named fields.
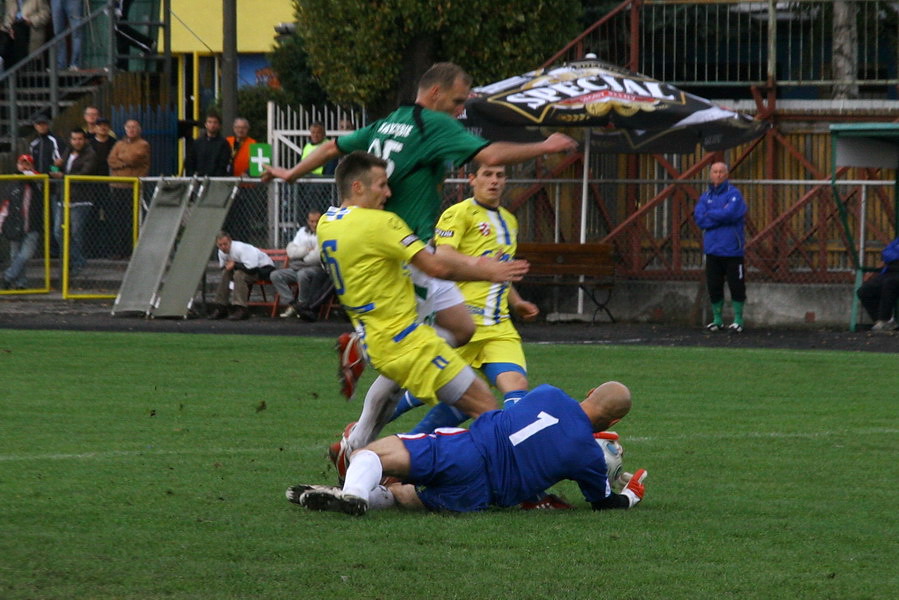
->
xmin=463 ymin=59 xmax=768 ymax=153
xmin=462 ymin=60 xmax=769 ymax=314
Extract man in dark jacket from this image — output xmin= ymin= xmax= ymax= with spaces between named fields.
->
xmin=28 ymin=115 xmax=65 ymax=257
xmin=28 ymin=115 xmax=65 ymax=175
xmin=50 ymin=128 xmax=97 ymax=275
xmin=857 ymin=237 xmax=899 ymax=332
xmin=183 ymin=113 xmax=231 ymax=176
xmin=694 ymin=161 xmax=748 ymax=333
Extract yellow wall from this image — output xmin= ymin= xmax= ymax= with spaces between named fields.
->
xmin=168 ymin=0 xmax=295 ymax=53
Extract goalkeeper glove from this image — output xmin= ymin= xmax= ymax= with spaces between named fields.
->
xmin=620 ymin=468 xmax=647 ymax=508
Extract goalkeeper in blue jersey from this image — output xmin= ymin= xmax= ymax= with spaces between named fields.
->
xmin=288 ymin=381 xmax=649 ymax=515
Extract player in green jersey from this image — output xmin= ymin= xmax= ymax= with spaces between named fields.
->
xmin=264 ymin=62 xmax=574 ymax=346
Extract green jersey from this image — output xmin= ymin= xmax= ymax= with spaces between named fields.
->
xmin=336 ymin=104 xmax=489 ymax=241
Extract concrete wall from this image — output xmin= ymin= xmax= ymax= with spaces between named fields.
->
xmin=524 ymin=280 xmax=858 ymax=328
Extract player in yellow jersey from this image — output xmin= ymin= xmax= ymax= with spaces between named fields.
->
xmin=318 ymin=151 xmax=529 ymax=478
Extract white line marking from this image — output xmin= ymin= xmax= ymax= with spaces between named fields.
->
xmin=1 ymin=428 xmax=895 ymax=462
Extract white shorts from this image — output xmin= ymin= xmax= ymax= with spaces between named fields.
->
xmin=409 ymin=263 xmax=464 ymax=324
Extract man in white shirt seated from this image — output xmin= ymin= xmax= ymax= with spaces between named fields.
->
xmin=209 ymin=230 xmax=276 ymax=320
xmin=270 ymin=209 xmax=331 ymax=321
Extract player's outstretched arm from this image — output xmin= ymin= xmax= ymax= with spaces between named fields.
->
xmin=590 ymin=469 xmax=647 ymax=511
xmin=261 ymin=140 xmax=342 ymax=183
xmin=475 ymin=132 xmax=578 ymax=167
xmin=426 ymin=245 xmax=528 ymax=282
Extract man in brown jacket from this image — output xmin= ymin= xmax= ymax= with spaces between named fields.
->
xmin=107 ymin=119 xmax=150 ymax=257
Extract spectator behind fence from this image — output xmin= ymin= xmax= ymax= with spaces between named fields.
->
xmin=105 ymin=119 xmax=150 ymax=258
xmin=184 ymin=113 xmax=231 ymax=177
xmin=227 ymin=117 xmax=256 ymax=177
xmin=28 ymin=114 xmax=63 ymax=256
xmin=2 ymin=154 xmax=43 ymax=290
xmin=301 ymin=122 xmax=328 ymax=176
xmin=271 ymin=209 xmax=330 ymax=322
xmin=223 ymin=117 xmax=261 ymax=243
xmin=81 ymin=106 xmax=115 ymax=140
xmin=209 ymin=231 xmax=276 ymax=321
xmin=28 ymin=114 xmax=64 ymax=176
xmin=1 ymin=0 xmax=50 ymax=68
xmin=86 ymin=116 xmax=114 ymax=257
xmin=50 ymin=0 xmax=82 ymax=70
xmin=857 ymin=237 xmax=899 ymax=332
xmin=51 ymin=128 xmax=96 ymax=276
xmin=89 ymin=117 xmax=115 ymax=174
xmin=693 ymin=161 xmax=748 ymax=333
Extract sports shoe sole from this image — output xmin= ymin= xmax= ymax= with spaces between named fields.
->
xmin=286 ymin=484 xmax=337 ymax=504
xmin=300 ymin=490 xmax=367 ymax=516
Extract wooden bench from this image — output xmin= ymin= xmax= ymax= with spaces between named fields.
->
xmin=247 ymin=249 xmax=288 ymax=317
xmin=515 ymin=242 xmax=616 ymax=323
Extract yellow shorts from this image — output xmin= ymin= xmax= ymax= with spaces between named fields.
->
xmin=366 ymin=323 xmax=467 ymax=406
xmin=456 ymin=319 xmax=526 ymax=371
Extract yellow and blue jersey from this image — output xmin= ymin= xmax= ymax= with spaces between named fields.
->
xmin=318 ymin=205 xmax=469 ymax=403
xmin=434 ymin=197 xmax=518 ymax=327
xmin=317 ymin=206 xmax=426 ymax=345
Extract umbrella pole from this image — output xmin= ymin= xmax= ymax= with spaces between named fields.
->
xmin=577 ymin=128 xmax=591 ymax=315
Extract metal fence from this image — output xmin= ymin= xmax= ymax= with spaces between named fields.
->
xmin=58 ymin=176 xmax=141 ymax=298
xmin=4 ymin=174 xmax=892 ymax=300
xmin=268 ymin=175 xmax=894 ymax=284
xmin=547 ymin=0 xmax=899 ymax=98
xmin=267 ymin=101 xmax=365 ymax=177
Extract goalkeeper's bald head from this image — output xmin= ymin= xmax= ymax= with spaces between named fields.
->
xmin=581 ymin=381 xmax=631 ymax=432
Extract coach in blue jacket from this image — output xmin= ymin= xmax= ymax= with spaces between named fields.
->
xmin=694 ymin=161 xmax=748 ymax=332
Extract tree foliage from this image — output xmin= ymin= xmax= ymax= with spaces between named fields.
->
xmin=268 ymin=33 xmax=329 ymax=106
xmin=234 ymin=85 xmax=295 ymax=141
xmin=286 ymin=0 xmax=583 ymax=116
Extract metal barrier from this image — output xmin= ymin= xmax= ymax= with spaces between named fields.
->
xmin=12 ymin=174 xmax=893 ymax=301
xmin=59 ymin=176 xmax=140 ymax=299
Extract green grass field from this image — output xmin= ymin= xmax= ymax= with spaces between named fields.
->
xmin=1 ymin=329 xmax=896 ymax=599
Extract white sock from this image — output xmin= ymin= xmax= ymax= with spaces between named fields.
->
xmin=367 ymin=485 xmax=396 ymax=510
xmin=347 ymin=376 xmax=400 ymax=452
xmin=343 ymin=449 xmax=383 ymax=502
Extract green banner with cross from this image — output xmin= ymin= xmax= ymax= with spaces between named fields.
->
xmin=248 ymin=143 xmax=273 ymax=177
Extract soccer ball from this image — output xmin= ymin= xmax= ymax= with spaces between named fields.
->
xmin=594 ymin=432 xmax=625 ymax=489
